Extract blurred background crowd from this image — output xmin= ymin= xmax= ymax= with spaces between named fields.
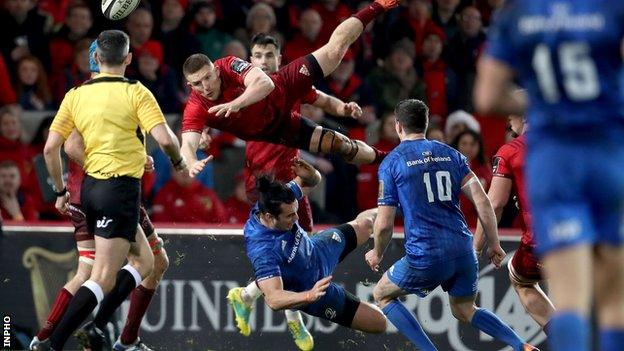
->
xmin=0 ymin=0 xmax=521 ymax=228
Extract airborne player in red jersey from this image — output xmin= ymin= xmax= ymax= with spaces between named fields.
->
xmin=180 ymin=0 xmax=399 ymax=178
xmin=474 ymin=114 xmax=555 ymax=332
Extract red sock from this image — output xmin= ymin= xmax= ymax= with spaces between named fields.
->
xmin=37 ymin=288 xmax=73 ymax=341
xmin=120 ymin=285 xmax=155 ymax=345
xmin=352 ymin=2 xmax=384 ymax=26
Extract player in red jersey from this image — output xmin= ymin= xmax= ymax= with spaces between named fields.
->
xmin=474 ymin=114 xmax=555 ymax=331
xmin=30 ymin=42 xmax=170 ymax=351
xmin=222 ymin=33 xmax=365 ymax=350
xmin=180 ymin=0 xmax=399 ymax=178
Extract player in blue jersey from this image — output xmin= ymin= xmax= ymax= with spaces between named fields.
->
xmin=365 ymin=99 xmax=538 ymax=351
xmin=243 ymin=158 xmax=387 ymax=334
xmin=474 ymin=1 xmax=624 ymax=351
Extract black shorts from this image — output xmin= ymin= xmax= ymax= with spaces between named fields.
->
xmin=81 ymin=176 xmax=141 ymax=241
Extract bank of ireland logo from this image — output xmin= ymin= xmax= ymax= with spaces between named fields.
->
xmin=325 ymin=308 xmax=337 ymax=320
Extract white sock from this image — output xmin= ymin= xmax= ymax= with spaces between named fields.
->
xmin=242 ymin=281 xmax=262 ymax=305
xmin=285 ymin=309 xmax=303 ymax=323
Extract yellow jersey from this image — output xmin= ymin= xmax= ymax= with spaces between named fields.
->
xmin=50 ymin=73 xmax=166 ymax=179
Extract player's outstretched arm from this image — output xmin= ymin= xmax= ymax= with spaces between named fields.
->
xmin=461 ymin=172 xmax=506 ymax=267
xmin=208 ymin=67 xmax=275 ymax=117
xmin=474 ymin=57 xmax=527 ymax=116
xmin=258 ymin=276 xmax=332 ymax=310
xmin=180 ymin=131 xmax=213 ymax=178
xmin=43 ymin=131 xmax=70 ymax=214
xmin=291 ymin=157 xmax=322 ymax=196
xmin=313 ymin=91 xmax=362 ymax=119
xmin=365 ymin=205 xmax=396 ymax=271
xmin=473 ymin=176 xmax=512 ymax=255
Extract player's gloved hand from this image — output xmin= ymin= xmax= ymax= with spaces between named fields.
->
xmin=144 ymin=155 xmax=155 ymax=173
xmin=305 ymin=276 xmax=332 ymax=303
xmin=188 ymin=156 xmax=213 ymax=177
xmin=342 ymin=102 xmax=362 ymax=119
xmin=365 ymin=249 xmax=383 ymax=272
xmin=198 ymin=128 xmax=212 ymax=149
xmin=208 ymin=101 xmax=241 ymax=117
xmin=487 ymin=244 xmax=506 ymax=268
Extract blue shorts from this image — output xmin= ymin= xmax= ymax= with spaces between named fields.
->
xmin=302 ymin=223 xmax=360 ymax=326
xmin=388 ymin=252 xmax=478 ymax=298
xmin=310 ymin=223 xmax=358 ymax=277
xmin=526 ymin=134 xmax=624 ymax=256
xmin=301 ymin=282 xmax=360 ymax=327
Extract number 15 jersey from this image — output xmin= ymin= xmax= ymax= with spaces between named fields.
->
xmin=486 ymin=0 xmax=624 ymax=133
xmin=378 ymin=139 xmax=473 ymax=268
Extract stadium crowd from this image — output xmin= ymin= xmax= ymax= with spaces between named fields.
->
xmin=0 ymin=0 xmax=517 ymax=227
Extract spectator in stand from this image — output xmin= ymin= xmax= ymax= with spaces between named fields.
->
xmin=221 ymin=39 xmax=248 ymax=60
xmin=192 ymin=2 xmax=232 ymax=61
xmin=38 ymin=0 xmax=72 ymax=25
xmin=425 ymin=123 xmax=446 ymax=143
xmin=235 ymin=3 xmax=282 ymax=49
xmin=0 ymin=106 xmax=39 ymax=195
xmin=444 ymin=109 xmax=480 ymax=145
xmin=224 ymin=172 xmax=251 ymax=224
xmin=52 ymin=39 xmax=91 ymax=104
xmin=152 ymin=164 xmax=228 ymax=223
xmin=419 ymin=26 xmax=458 ymax=122
xmin=48 ymin=4 xmax=94 ymax=83
xmin=0 ymin=160 xmax=37 ymax=221
xmin=15 ymin=55 xmax=53 ymax=111
xmin=0 ymin=0 xmax=51 ymax=74
xmin=283 ymin=8 xmax=323 ymax=64
xmin=0 ymin=53 xmax=17 ymax=107
xmin=451 ymin=129 xmax=491 ymax=228
xmin=446 ymin=5 xmax=486 ymax=111
xmin=474 ymin=0 xmax=504 ymax=27
xmin=317 ymin=50 xmax=376 ymax=138
xmin=356 ymin=112 xmax=400 ymax=211
xmin=387 ymin=0 xmax=443 ymax=57
xmin=131 ymin=41 xmax=182 ymax=114
xmin=157 ymin=0 xmax=200 ymax=86
xmin=367 ymin=39 xmax=426 ymax=116
xmin=126 ymin=7 xmax=163 ymax=77
xmin=310 ymin=0 xmax=351 ymax=44
xmin=431 ymin=0 xmax=461 ymax=39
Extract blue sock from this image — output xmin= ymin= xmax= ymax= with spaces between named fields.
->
xmin=382 ymin=301 xmax=437 ymax=351
xmin=548 ymin=311 xmax=589 ymax=351
xmin=470 ymin=308 xmax=524 ymax=351
xmin=600 ymin=329 xmax=624 ymax=351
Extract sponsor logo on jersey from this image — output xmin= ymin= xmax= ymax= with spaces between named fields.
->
xmin=378 ymin=180 xmax=384 ymax=200
xmin=492 ymin=156 xmax=501 ymax=174
xmin=299 ymin=65 xmax=310 ymax=76
xmin=331 ymin=232 xmax=341 ymax=243
xmin=231 ymin=59 xmax=251 ymax=74
xmin=325 ymin=308 xmax=337 ymax=320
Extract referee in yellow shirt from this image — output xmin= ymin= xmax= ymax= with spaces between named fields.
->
xmin=42 ymin=30 xmax=189 ymax=351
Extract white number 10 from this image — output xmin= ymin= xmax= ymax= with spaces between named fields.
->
xmin=423 ymin=171 xmax=452 ymax=203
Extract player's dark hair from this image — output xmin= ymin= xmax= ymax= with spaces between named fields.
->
xmin=394 ymin=99 xmax=429 ymax=134
xmin=450 ymin=129 xmax=487 ymax=165
xmin=183 ymin=53 xmax=212 ymax=76
xmin=251 ymin=33 xmax=281 ymax=52
xmin=96 ymin=30 xmax=129 ymax=66
xmin=256 ymin=176 xmax=296 ymax=217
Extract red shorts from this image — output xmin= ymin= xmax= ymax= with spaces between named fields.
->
xmin=270 ymin=55 xmax=323 ymax=147
xmin=508 ymin=241 xmax=543 ymax=285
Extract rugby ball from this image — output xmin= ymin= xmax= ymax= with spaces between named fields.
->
xmin=102 ymin=0 xmax=140 ymax=21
